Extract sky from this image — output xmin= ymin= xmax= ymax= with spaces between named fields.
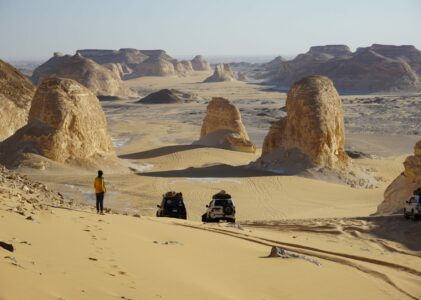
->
xmin=0 ymin=0 xmax=420 ymax=60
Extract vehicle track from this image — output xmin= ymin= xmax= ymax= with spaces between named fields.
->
xmin=176 ymin=222 xmax=420 ymax=300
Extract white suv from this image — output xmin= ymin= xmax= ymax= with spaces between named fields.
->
xmin=404 ymin=195 xmax=421 ymax=221
xmin=202 ymin=197 xmax=236 ymax=223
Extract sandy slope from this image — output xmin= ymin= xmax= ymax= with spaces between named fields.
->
xmin=1 ymin=199 xmax=420 ymax=300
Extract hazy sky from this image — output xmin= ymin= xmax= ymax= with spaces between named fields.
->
xmin=1 ymin=0 xmax=420 ymax=60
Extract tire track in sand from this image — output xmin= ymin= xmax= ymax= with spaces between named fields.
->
xmin=176 ymin=223 xmax=420 ymax=300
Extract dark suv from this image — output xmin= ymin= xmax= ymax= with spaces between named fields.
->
xmin=156 ymin=192 xmax=187 ymax=219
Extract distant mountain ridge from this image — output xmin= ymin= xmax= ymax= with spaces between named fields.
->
xmin=263 ymin=44 xmax=421 ymax=93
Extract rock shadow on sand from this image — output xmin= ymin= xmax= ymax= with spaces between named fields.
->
xmin=138 ymin=164 xmax=277 ymax=178
xmin=119 ymin=145 xmax=206 ymax=160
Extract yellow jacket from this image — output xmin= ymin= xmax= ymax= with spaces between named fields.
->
xmin=94 ymin=177 xmax=106 ymax=193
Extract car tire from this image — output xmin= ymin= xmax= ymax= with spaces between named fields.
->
xmin=410 ymin=210 xmax=417 ymax=221
xmin=227 ymin=218 xmax=235 ymax=223
xmin=404 ymin=209 xmax=410 ymax=219
xmin=201 ymin=214 xmax=207 ymax=222
xmin=223 ymin=206 xmax=234 ymax=215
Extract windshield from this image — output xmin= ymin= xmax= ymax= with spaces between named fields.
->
xmin=164 ymin=198 xmax=184 ymax=208
xmin=214 ymin=199 xmax=233 ymax=206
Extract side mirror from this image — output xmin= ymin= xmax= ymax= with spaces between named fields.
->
xmin=206 ymin=205 xmax=209 ymax=208
xmin=157 ymin=205 xmax=161 ymax=208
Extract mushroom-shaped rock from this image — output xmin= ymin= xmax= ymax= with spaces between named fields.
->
xmin=195 ymin=97 xmax=255 ymax=153
xmin=259 ymin=75 xmax=348 ymax=172
xmin=191 ymin=55 xmax=211 ymax=71
xmin=0 ymin=78 xmax=115 ymax=167
xmin=204 ymin=64 xmax=236 ymax=83
xmin=378 ymin=140 xmax=421 ymax=214
xmin=0 ymin=60 xmax=36 ymax=140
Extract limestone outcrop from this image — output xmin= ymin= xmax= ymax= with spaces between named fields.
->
xmin=378 ymin=141 xmax=421 ymax=214
xmin=76 ymin=49 xmax=201 ymax=78
xmin=195 ymin=97 xmax=255 ymax=153
xmin=204 ymin=64 xmax=236 ymax=82
xmin=258 ymin=76 xmax=348 ymax=172
xmin=0 ymin=59 xmax=36 ymax=140
xmin=191 ymin=55 xmax=211 ymax=71
xmin=0 ymin=78 xmax=115 ymax=167
xmin=180 ymin=60 xmax=194 ymax=72
xmin=31 ymin=53 xmax=134 ymax=98
xmin=266 ymin=44 xmax=421 ymax=93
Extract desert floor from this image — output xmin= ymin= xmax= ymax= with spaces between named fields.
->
xmin=1 ymin=71 xmax=421 ymax=299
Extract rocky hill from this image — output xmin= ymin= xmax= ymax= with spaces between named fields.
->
xmin=0 ymin=59 xmax=36 ymax=141
xmin=264 ymin=44 xmax=421 ymax=93
xmin=77 ymin=49 xmax=210 ymax=78
xmin=0 ymin=78 xmax=115 ymax=168
xmin=31 ymin=53 xmax=133 ymax=98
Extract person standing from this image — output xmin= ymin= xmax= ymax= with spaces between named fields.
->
xmin=94 ymin=170 xmax=107 ymax=214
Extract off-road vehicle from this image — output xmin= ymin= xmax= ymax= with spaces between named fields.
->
xmin=156 ymin=191 xmax=187 ymax=219
xmin=202 ymin=192 xmax=236 ymax=223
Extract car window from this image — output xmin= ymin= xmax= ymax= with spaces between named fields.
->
xmin=214 ymin=199 xmax=233 ymax=206
xmin=164 ymin=198 xmax=184 ymax=208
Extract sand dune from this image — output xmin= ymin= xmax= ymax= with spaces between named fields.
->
xmin=1 ymin=198 xmax=420 ymax=299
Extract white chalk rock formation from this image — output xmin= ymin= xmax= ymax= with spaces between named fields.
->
xmin=378 ymin=140 xmax=421 ymax=214
xmin=0 ymin=59 xmax=36 ymax=140
xmin=195 ymin=97 xmax=255 ymax=153
xmin=0 ymin=78 xmax=115 ymax=167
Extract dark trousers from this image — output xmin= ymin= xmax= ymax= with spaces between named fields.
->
xmin=96 ymin=192 xmax=104 ymax=212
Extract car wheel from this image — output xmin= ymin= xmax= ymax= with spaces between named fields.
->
xmin=201 ymin=214 xmax=207 ymax=222
xmin=404 ymin=209 xmax=410 ymax=219
xmin=223 ymin=206 xmax=234 ymax=215
xmin=410 ymin=210 xmax=417 ymax=221
xmin=228 ymin=218 xmax=236 ymax=223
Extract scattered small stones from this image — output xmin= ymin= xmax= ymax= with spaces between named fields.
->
xmin=267 ymin=246 xmax=321 ymax=267
xmin=163 ymin=240 xmax=183 ymax=245
xmin=132 ymin=214 xmax=141 ymax=218
xmin=25 ymin=216 xmax=34 ymax=221
xmin=88 ymin=257 xmax=98 ymax=261
xmin=0 ymin=241 xmax=14 ymax=252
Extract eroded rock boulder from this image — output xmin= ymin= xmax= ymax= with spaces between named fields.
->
xmin=204 ymin=64 xmax=236 ymax=82
xmin=0 ymin=78 xmax=115 ymax=167
xmin=195 ymin=97 xmax=255 ymax=153
xmin=0 ymin=60 xmax=36 ymax=140
xmin=378 ymin=141 xmax=421 ymax=214
xmin=191 ymin=55 xmax=211 ymax=71
xmin=259 ymin=75 xmax=348 ymax=172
